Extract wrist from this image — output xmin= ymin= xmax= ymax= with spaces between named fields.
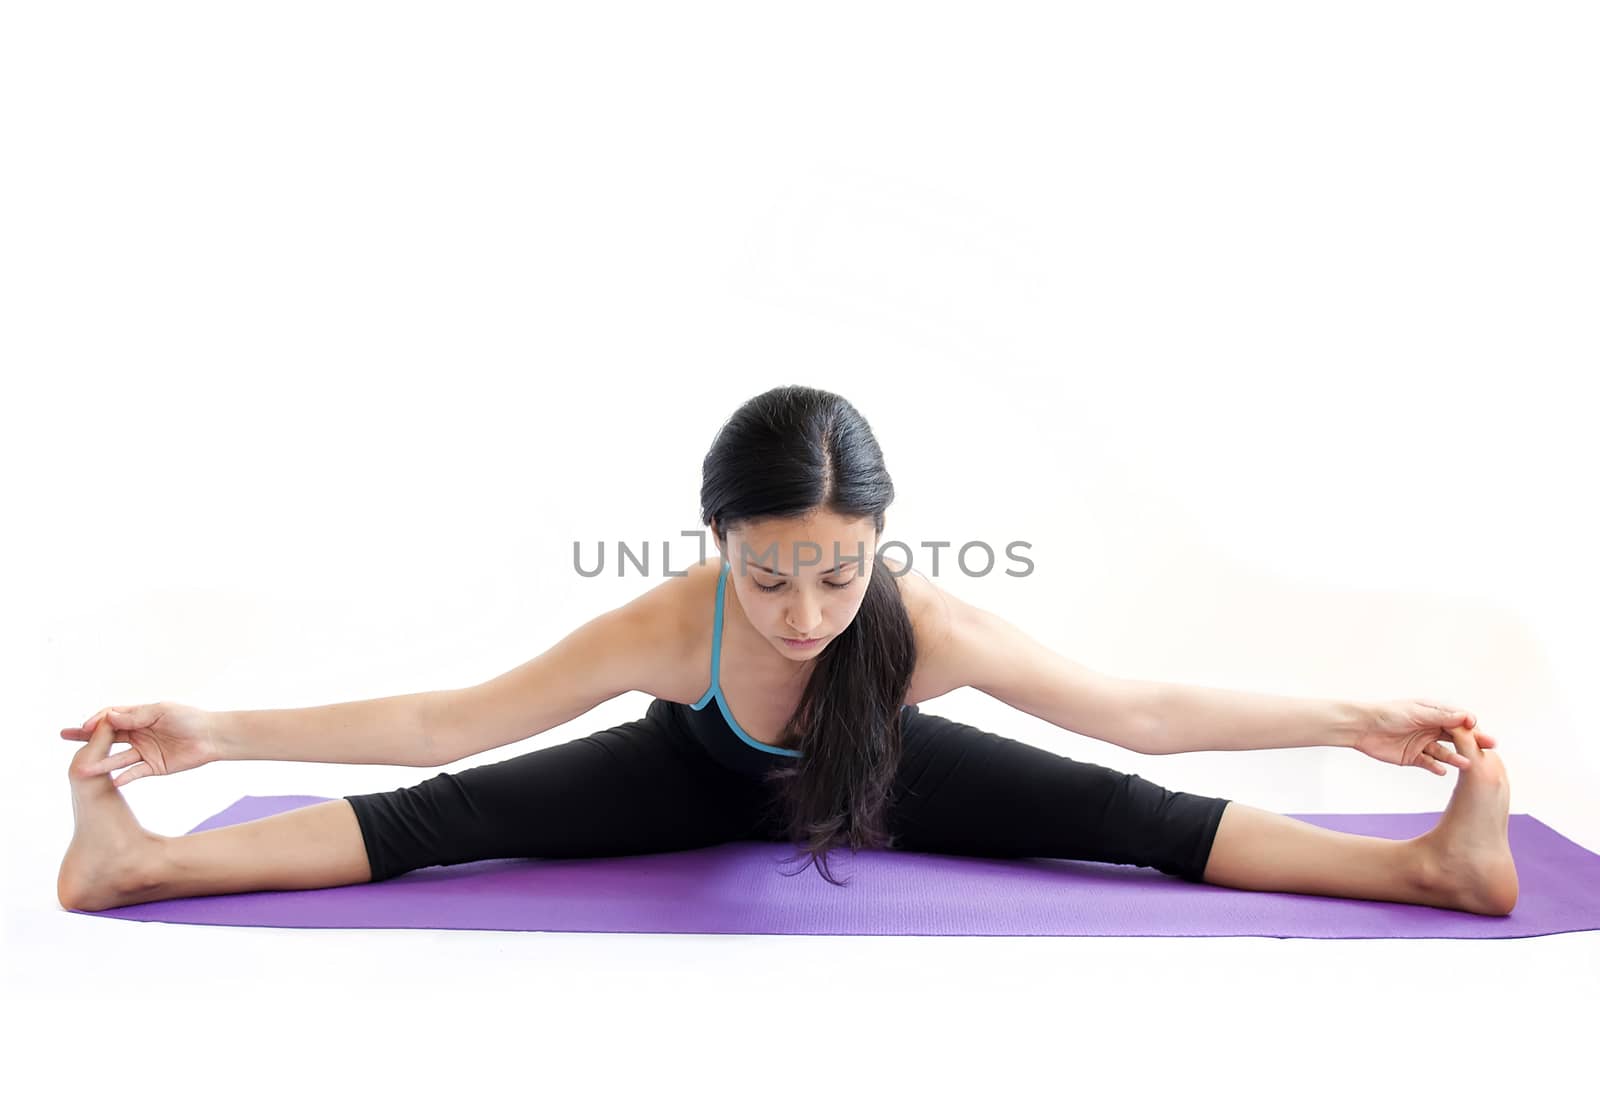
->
xmin=206 ymin=710 xmax=236 ymax=761
xmin=1333 ymin=700 xmax=1373 ymax=748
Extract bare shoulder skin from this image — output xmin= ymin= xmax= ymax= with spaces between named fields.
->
xmin=439 ymin=544 xmax=1158 ymax=761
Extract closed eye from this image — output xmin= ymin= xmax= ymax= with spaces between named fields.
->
xmin=755 ymin=578 xmax=855 ymax=593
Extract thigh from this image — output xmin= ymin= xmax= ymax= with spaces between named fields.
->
xmin=887 ymin=711 xmax=1232 ymax=883
xmin=344 ymin=700 xmax=771 ymax=882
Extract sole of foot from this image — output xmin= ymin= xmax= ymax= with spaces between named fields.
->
xmin=1416 ymin=737 xmax=1518 ymax=917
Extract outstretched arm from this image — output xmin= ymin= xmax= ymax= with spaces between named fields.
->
xmin=920 ymin=584 xmax=1472 ymax=758
xmin=214 ymin=691 xmax=444 ymax=767
xmin=926 ymin=592 xmax=1166 ymax=754
xmin=1134 ymin=682 xmax=1368 ymax=755
xmin=428 ymin=586 xmax=677 ymax=765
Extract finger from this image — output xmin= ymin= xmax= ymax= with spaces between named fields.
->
xmin=67 ymin=719 xmax=122 ymax=781
xmin=1429 ymin=740 xmax=1471 ymax=769
xmin=83 ymin=748 xmax=145 ymax=776
xmin=1448 ymin=726 xmax=1483 ymax=758
xmin=112 ymin=764 xmax=152 ymax=789
xmin=62 ymin=729 xmax=130 ymax=746
xmin=80 ymin=706 xmax=135 ymax=732
xmin=1420 ymin=753 xmax=1447 ymax=775
xmin=1424 ymin=702 xmax=1475 ymax=730
xmin=85 ymin=716 xmax=117 ymax=757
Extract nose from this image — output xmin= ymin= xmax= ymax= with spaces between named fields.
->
xmin=787 ymin=599 xmax=822 ymax=637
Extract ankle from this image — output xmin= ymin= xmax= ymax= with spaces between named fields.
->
xmin=119 ymin=834 xmax=173 ymax=897
xmin=1407 ymin=834 xmax=1450 ymax=897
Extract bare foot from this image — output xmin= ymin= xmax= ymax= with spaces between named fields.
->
xmin=1415 ymin=726 xmax=1518 ymax=916
xmin=58 ymin=718 xmax=169 ymax=911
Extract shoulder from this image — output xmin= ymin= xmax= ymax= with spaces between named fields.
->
xmin=617 ymin=551 xmax=718 ymax=628
xmin=434 ymin=557 xmax=709 ymax=750
xmin=612 ymin=552 xmax=723 ymax=699
xmin=878 ymin=553 xmax=938 ymax=627
xmin=878 ymin=553 xmax=974 ymax=704
xmin=885 ymin=561 xmax=1159 ymax=749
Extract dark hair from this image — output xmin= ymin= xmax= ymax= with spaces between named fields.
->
xmin=700 ymin=385 xmax=917 ymax=886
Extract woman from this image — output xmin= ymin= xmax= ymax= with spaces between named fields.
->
xmin=57 ymin=385 xmax=1518 ymax=916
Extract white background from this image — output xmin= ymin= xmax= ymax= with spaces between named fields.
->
xmin=4 ymin=1 xmax=1596 ymax=1104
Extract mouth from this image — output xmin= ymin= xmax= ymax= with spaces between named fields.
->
xmin=780 ymin=635 xmax=825 ymax=648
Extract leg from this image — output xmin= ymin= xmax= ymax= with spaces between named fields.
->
xmin=122 ymin=798 xmax=372 ymax=906
xmin=343 ymin=701 xmax=768 ymax=882
xmin=59 ymin=699 xmax=767 ymax=911
xmin=1201 ymin=802 xmax=1430 ymax=902
xmin=59 ymin=785 xmax=369 ymax=913
xmin=888 ymin=712 xmax=1517 ymax=916
xmin=887 ymin=712 xmax=1229 ymax=882
xmin=1205 ymin=738 xmax=1518 ymax=915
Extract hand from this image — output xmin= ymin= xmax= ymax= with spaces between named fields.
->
xmin=59 ymin=701 xmax=220 ymax=787
xmin=1351 ymin=698 xmax=1499 ymax=775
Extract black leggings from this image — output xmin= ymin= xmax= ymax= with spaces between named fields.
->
xmin=343 ymin=698 xmax=1233 ymax=885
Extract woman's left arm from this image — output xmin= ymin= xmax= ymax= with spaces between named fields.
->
xmin=1134 ymin=684 xmax=1499 ymax=771
xmin=929 ymin=595 xmax=1167 ymax=754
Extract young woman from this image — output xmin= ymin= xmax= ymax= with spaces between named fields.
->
xmin=57 ymin=386 xmax=1518 ymax=916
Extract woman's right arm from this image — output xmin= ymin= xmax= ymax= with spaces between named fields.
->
xmin=213 ymin=690 xmax=447 ymax=768
xmin=215 ymin=584 xmax=679 ymax=769
xmin=426 ymin=589 xmax=680 ymax=766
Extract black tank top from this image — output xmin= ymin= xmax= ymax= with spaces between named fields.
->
xmin=665 ymin=559 xmax=916 ymax=778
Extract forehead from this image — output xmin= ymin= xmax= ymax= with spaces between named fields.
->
xmin=727 ymin=514 xmax=876 ymax=571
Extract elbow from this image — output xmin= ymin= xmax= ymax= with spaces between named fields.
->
xmin=418 ymin=689 xmax=466 ymax=768
xmin=1125 ymin=706 xmax=1169 ymax=756
xmin=1085 ymin=680 xmax=1167 ymax=755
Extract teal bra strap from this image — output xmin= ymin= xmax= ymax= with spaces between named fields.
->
xmin=691 ymin=560 xmax=802 ymax=758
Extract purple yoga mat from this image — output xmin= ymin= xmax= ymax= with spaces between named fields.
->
xmin=77 ymin=795 xmax=1600 ymax=938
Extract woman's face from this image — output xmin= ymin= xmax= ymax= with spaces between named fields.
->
xmin=717 ymin=511 xmax=880 ymax=659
